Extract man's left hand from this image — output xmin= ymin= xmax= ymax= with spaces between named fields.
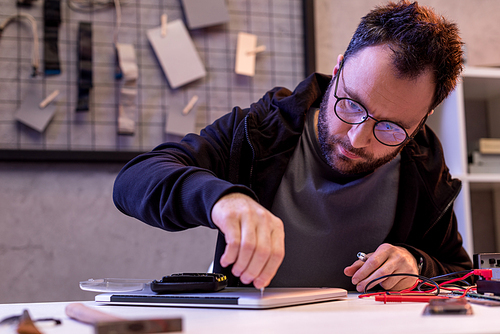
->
xmin=343 ymin=243 xmax=419 ymax=292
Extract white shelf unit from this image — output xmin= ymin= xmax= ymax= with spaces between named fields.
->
xmin=427 ymin=66 xmax=500 ymax=257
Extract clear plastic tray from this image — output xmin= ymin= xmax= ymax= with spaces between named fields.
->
xmin=79 ymin=278 xmax=152 ymax=292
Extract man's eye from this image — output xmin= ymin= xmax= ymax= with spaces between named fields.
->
xmin=347 ymin=100 xmax=362 ymax=111
xmin=383 ymin=123 xmax=395 ymax=130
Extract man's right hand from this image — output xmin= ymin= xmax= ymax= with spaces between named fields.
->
xmin=211 ymin=193 xmax=285 ymax=289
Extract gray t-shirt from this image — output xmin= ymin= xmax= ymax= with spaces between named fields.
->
xmin=269 ymin=108 xmax=400 ymax=289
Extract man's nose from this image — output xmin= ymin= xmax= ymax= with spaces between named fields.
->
xmin=347 ymin=121 xmax=372 ymax=148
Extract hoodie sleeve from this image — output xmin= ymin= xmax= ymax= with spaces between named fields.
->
xmin=112 ymin=106 xmax=257 ymax=232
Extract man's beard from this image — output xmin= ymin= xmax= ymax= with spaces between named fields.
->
xmin=317 ymin=80 xmax=403 ymax=175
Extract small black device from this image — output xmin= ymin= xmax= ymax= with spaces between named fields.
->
xmin=151 ymin=273 xmax=227 ymax=294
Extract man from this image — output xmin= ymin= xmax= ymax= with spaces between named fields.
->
xmin=113 ymin=0 xmax=472 ymax=292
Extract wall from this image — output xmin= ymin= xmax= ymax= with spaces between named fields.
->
xmin=0 ymin=0 xmax=304 ymax=152
xmin=0 ymin=0 xmax=304 ymax=303
xmin=315 ymin=0 xmax=500 ymax=73
xmin=0 ymin=162 xmax=218 ymax=303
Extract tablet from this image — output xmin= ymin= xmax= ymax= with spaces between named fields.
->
xmin=95 ymin=287 xmax=347 ymax=309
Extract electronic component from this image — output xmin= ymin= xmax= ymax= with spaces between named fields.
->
xmin=452 ymin=291 xmax=500 ymax=306
xmin=79 ymin=273 xmax=228 ymax=294
xmin=474 ymin=253 xmax=500 ymax=278
xmin=477 ymin=280 xmax=500 ymax=296
xmin=151 ymin=273 xmax=227 ymax=294
xmin=474 ymin=253 xmax=500 ymax=296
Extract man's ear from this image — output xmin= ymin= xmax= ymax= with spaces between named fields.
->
xmin=332 ymin=54 xmax=344 ymax=76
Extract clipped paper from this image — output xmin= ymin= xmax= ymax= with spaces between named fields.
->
xmin=165 ymin=109 xmax=197 ymax=136
xmin=147 ymin=19 xmax=206 ymax=89
xmin=15 ymin=86 xmax=58 ymax=132
xmin=116 ymin=43 xmax=139 ymax=135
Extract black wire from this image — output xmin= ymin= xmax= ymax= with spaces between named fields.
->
xmin=0 ymin=315 xmax=61 ymax=326
xmin=35 ymin=318 xmax=62 ymax=325
xmin=0 ymin=315 xmax=19 ymax=325
xmin=362 ymin=273 xmax=440 ymax=295
xmin=430 ymin=270 xmax=473 ymax=281
xmin=427 ymin=270 xmax=474 ymax=289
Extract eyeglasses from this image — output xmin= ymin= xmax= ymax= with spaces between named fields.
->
xmin=333 ymin=60 xmax=428 ymax=147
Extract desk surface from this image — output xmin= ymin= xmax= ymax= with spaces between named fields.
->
xmin=1 ymin=294 xmax=499 ymax=334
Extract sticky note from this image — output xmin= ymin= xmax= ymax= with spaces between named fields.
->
xmin=147 ymin=19 xmax=206 ymax=89
xmin=180 ymin=0 xmax=229 ymax=29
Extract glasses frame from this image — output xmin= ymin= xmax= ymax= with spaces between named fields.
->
xmin=332 ymin=60 xmax=428 ymax=147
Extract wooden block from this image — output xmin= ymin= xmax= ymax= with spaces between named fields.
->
xmin=479 ymin=138 xmax=500 ymax=154
xmin=65 ymin=303 xmax=182 ymax=333
xmin=235 ymin=32 xmax=262 ymax=77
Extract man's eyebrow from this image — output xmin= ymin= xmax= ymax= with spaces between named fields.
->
xmin=341 ymin=76 xmax=413 ymax=130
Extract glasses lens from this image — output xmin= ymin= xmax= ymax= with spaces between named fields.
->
xmin=374 ymin=121 xmax=407 ymax=145
xmin=335 ymin=98 xmax=367 ymax=124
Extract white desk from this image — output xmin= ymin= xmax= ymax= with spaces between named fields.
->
xmin=1 ymin=294 xmax=499 ymax=334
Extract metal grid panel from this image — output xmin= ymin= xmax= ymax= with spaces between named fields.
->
xmin=0 ymin=0 xmax=305 ymax=157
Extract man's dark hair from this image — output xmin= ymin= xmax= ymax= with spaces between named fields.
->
xmin=343 ymin=0 xmax=464 ymax=111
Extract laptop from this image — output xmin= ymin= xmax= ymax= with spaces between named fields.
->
xmin=95 ymin=286 xmax=347 ymax=309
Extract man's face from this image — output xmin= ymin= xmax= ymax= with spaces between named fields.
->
xmin=317 ymin=45 xmax=435 ymax=175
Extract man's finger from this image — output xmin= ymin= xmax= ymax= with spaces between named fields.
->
xmin=351 ymin=253 xmax=385 ymax=285
xmin=231 ymin=219 xmax=257 ymax=277
xmin=344 ymin=260 xmax=366 ymax=277
xmin=239 ymin=221 xmax=273 ymax=285
xmin=379 ymin=275 xmax=418 ymax=291
xmin=355 ymin=266 xmax=393 ymax=292
xmin=218 ymin=219 xmax=242 ymax=268
xmin=253 ymin=225 xmax=285 ymax=288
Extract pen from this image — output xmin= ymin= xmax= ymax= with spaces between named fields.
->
xmin=357 ymin=252 xmax=367 ymax=262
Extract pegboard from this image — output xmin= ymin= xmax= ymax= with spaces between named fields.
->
xmin=0 ymin=0 xmax=311 ymax=161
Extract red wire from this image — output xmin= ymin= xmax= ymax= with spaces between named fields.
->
xmin=439 ymin=272 xmax=474 ymax=287
xmin=359 ymin=270 xmax=475 ymax=299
